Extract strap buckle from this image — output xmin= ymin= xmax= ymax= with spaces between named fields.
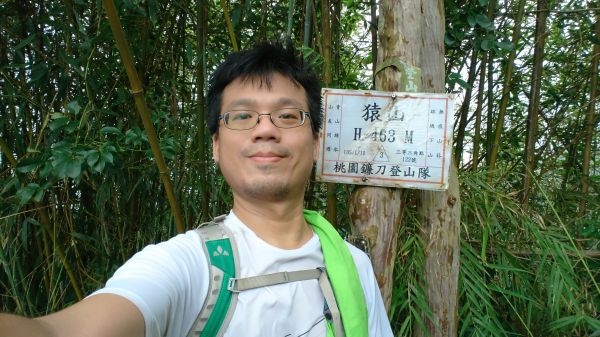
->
xmin=227 ymin=278 xmax=240 ymax=293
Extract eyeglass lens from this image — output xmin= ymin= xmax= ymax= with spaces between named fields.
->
xmin=224 ymin=109 xmax=306 ymax=130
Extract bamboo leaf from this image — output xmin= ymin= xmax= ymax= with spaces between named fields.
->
xmin=14 ymin=34 xmax=36 ymax=50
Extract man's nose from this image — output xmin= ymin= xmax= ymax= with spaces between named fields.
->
xmin=251 ymin=114 xmax=281 ymax=141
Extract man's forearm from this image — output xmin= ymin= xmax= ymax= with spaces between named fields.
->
xmin=0 ymin=314 xmax=57 ymax=337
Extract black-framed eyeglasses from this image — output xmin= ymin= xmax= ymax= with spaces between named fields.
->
xmin=218 ymin=108 xmax=311 ymax=130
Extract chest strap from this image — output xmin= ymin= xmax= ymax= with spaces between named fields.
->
xmin=227 ymin=267 xmax=343 ymax=337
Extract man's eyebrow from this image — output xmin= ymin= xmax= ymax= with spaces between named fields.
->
xmin=275 ymin=97 xmax=304 ymax=107
xmin=226 ymin=97 xmax=305 ymax=110
xmin=224 ymin=98 xmax=257 ymax=111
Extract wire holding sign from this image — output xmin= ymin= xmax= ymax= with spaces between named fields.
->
xmin=316 ymin=88 xmax=454 ymax=190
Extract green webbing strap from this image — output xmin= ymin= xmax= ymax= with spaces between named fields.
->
xmin=304 ymin=210 xmax=369 ymax=337
xmin=374 ymin=57 xmax=422 ymax=93
xmin=201 ymin=238 xmax=236 ymax=337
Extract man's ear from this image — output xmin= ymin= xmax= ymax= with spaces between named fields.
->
xmin=212 ymin=134 xmax=219 ymax=165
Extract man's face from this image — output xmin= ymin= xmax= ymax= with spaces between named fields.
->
xmin=212 ymin=72 xmax=318 ymax=202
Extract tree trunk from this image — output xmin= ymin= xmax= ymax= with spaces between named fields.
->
xmin=416 ymin=1 xmax=461 ymax=336
xmin=487 ymin=0 xmax=526 ymax=182
xmin=579 ymin=2 xmax=600 ymax=216
xmin=348 ymin=187 xmax=403 ymax=311
xmin=349 ymin=0 xmax=423 ymax=312
xmin=522 ymin=0 xmax=548 ymax=210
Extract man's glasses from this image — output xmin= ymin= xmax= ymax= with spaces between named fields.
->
xmin=218 ymin=108 xmax=311 ymax=130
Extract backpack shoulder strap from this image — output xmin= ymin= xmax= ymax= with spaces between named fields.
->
xmin=187 ymin=215 xmax=239 ymax=337
xmin=187 ymin=214 xmax=344 ymax=337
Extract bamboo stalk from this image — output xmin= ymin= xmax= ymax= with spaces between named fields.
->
xmin=102 ymin=0 xmax=185 ymax=234
xmin=471 ymin=53 xmax=487 ymax=172
xmin=195 ymin=0 xmax=209 ymax=220
xmin=286 ymin=0 xmax=295 ymax=37
xmin=487 ymin=0 xmax=526 ymax=182
xmin=220 ymin=0 xmax=238 ymax=51
xmin=0 ymin=138 xmax=17 ymax=167
xmin=320 ymin=0 xmax=337 ymax=225
xmin=36 ymin=202 xmax=84 ymax=301
xmin=303 ymin=0 xmax=312 ymax=47
xmin=579 ymin=1 xmax=600 ymax=216
xmin=522 ymin=0 xmax=548 ymax=210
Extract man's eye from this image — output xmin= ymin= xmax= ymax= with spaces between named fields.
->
xmin=231 ymin=112 xmax=253 ymax=120
xmin=278 ymin=112 xmax=300 ymax=120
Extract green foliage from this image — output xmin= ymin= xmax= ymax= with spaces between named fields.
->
xmin=0 ymin=1 xmax=598 ymax=337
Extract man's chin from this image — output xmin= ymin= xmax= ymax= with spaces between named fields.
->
xmin=241 ymin=181 xmax=290 ymax=201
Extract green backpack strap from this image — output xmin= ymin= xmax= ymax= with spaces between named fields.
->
xmin=188 ymin=213 xmax=352 ymax=337
xmin=187 ymin=215 xmax=239 ymax=337
xmin=304 ymin=209 xmax=369 ymax=337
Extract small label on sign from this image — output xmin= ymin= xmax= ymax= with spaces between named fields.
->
xmin=316 ymin=88 xmax=454 ymax=190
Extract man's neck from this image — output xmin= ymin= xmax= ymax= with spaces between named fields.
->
xmin=231 ymin=195 xmax=312 ymax=250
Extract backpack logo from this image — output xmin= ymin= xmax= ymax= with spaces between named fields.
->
xmin=213 ymin=245 xmax=230 ymax=257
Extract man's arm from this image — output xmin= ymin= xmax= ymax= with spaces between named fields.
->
xmin=0 ymin=294 xmax=145 ymax=337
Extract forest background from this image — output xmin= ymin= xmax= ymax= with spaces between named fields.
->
xmin=0 ymin=0 xmax=599 ymax=336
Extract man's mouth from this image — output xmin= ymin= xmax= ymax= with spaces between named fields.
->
xmin=248 ymin=151 xmax=284 ymax=163
xmin=243 ymin=145 xmax=290 ymax=163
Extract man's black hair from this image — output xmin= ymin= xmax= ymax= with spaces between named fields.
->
xmin=206 ymin=40 xmax=322 ymax=136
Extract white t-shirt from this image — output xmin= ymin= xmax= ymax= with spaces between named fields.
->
xmin=92 ymin=212 xmax=393 ymax=337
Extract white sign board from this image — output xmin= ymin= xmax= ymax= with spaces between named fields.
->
xmin=316 ymin=88 xmax=454 ymax=190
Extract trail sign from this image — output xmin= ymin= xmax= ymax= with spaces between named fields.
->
xmin=316 ymin=88 xmax=454 ymax=190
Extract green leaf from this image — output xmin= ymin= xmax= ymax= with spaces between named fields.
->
xmin=50 ymin=112 xmax=66 ymax=119
xmin=14 ymin=34 xmax=37 ymax=50
xmin=448 ymin=72 xmax=471 ymax=89
xmin=64 ymin=121 xmax=79 ymax=133
xmin=49 ymin=117 xmax=70 ymax=131
xmin=100 ymin=126 xmax=122 ymax=135
xmin=444 ymin=33 xmax=456 ymax=46
xmin=16 ymin=157 xmax=41 ymax=173
xmin=496 ymin=40 xmax=514 ymax=51
xmin=476 ymin=14 xmax=493 ymax=30
xmin=591 ymin=35 xmax=600 ymax=45
xmin=85 ymin=150 xmax=100 ymax=167
xmin=30 ymin=62 xmax=48 ymax=83
xmin=101 ymin=151 xmax=114 ymax=164
xmin=52 ymin=151 xmax=84 ymax=179
xmin=93 ymin=159 xmax=106 ymax=172
xmin=66 ymin=100 xmax=81 ymax=115
xmin=16 ymin=183 xmax=40 ymax=205
xmin=33 ymin=186 xmax=46 ymax=203
xmin=481 ymin=38 xmax=493 ymax=51
xmin=70 ymin=232 xmax=96 ymax=243
xmin=39 ymin=162 xmax=53 ymax=178
xmin=478 ymin=0 xmax=488 ymax=6
xmin=125 ymin=128 xmax=146 ymax=146
xmin=467 ymin=14 xmax=477 ymax=27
